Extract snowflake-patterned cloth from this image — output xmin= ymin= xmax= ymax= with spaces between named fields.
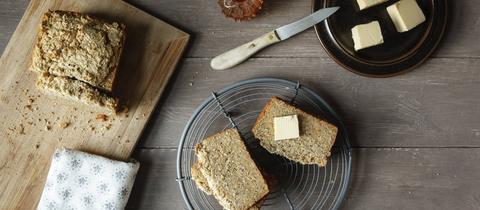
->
xmin=37 ymin=148 xmax=140 ymax=210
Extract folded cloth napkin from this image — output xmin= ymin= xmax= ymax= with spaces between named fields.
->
xmin=37 ymin=148 xmax=140 ymax=210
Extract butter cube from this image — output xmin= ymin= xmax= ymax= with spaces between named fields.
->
xmin=387 ymin=0 xmax=426 ymax=32
xmin=351 ymin=21 xmax=384 ymax=51
xmin=274 ymin=115 xmax=300 ymax=141
xmin=356 ymin=0 xmax=388 ymax=10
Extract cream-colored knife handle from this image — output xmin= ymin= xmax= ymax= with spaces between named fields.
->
xmin=210 ymin=31 xmax=280 ymax=71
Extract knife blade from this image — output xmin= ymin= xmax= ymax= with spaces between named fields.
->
xmin=210 ymin=7 xmax=340 ymax=71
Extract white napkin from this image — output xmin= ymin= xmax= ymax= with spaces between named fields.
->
xmin=37 ymin=148 xmax=140 ymax=210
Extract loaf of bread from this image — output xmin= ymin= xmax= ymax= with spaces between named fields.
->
xmin=37 ymin=73 xmax=118 ymax=112
xmin=252 ymin=97 xmax=338 ymax=167
xmin=194 ymin=129 xmax=269 ymax=210
xmin=31 ymin=10 xmax=126 ymax=92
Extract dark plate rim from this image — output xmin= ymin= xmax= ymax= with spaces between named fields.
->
xmin=176 ymin=77 xmax=352 ymax=210
xmin=312 ymin=0 xmax=448 ymax=78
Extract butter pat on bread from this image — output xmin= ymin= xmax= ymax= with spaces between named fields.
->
xmin=274 ymin=115 xmax=300 ymax=140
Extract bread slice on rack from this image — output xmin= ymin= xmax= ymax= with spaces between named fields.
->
xmin=191 ymin=162 xmax=264 ymax=210
xmin=31 ymin=10 xmax=126 ymax=92
xmin=37 ymin=73 xmax=118 ymax=112
xmin=252 ymin=97 xmax=338 ymax=167
xmin=191 ymin=162 xmax=213 ymax=195
xmin=193 ymin=129 xmax=269 ymax=210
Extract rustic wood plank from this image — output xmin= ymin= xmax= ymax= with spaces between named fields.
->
xmin=0 ymin=0 xmax=29 ymax=51
xmin=139 ymin=57 xmax=480 ymax=148
xmin=127 ymin=148 xmax=480 ymax=210
xmin=1 ymin=0 xmax=479 ymax=59
xmin=127 ymin=0 xmax=478 ymax=58
xmin=2 ymin=1 xmax=480 ymax=210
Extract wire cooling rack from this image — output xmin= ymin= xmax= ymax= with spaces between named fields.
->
xmin=176 ymin=78 xmax=351 ymax=210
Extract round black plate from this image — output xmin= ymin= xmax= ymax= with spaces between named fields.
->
xmin=313 ymin=0 xmax=448 ymax=77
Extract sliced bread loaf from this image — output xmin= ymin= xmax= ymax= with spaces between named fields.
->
xmin=194 ymin=129 xmax=269 ymax=210
xmin=192 ymin=162 xmax=263 ymax=210
xmin=31 ymin=10 xmax=126 ymax=92
xmin=37 ymin=73 xmax=118 ymax=112
xmin=252 ymin=97 xmax=338 ymax=167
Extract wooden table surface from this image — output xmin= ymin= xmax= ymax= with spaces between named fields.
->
xmin=1 ymin=0 xmax=479 ymax=209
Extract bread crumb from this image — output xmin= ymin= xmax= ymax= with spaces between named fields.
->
xmin=105 ymin=124 xmax=112 ymax=130
xmin=96 ymin=114 xmax=108 ymax=122
xmin=45 ymin=125 xmax=51 ymax=131
xmin=59 ymin=122 xmax=70 ymax=129
xmin=19 ymin=124 xmax=25 ymax=135
xmin=25 ymin=104 xmax=32 ymax=110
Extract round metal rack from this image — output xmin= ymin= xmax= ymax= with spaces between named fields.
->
xmin=177 ymin=78 xmax=351 ymax=210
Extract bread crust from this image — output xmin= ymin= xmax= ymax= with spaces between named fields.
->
xmin=252 ymin=96 xmax=278 ymax=133
xmin=30 ymin=10 xmax=126 ymax=92
xmin=36 ymin=73 xmax=119 ymax=112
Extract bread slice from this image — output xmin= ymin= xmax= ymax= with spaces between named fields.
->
xmin=252 ymin=97 xmax=338 ymax=167
xmin=194 ymin=129 xmax=269 ymax=210
xmin=191 ymin=162 xmax=213 ymax=195
xmin=37 ymin=73 xmax=118 ymax=112
xmin=191 ymin=162 xmax=263 ymax=210
xmin=31 ymin=10 xmax=126 ymax=92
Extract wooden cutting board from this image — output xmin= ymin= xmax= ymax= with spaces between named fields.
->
xmin=0 ymin=0 xmax=189 ymax=209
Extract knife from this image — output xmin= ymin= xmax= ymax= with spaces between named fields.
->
xmin=210 ymin=7 xmax=340 ymax=71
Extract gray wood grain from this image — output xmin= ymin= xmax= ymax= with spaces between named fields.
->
xmin=128 ymin=148 xmax=480 ymax=210
xmin=1 ymin=0 xmax=479 ymax=59
xmin=1 ymin=0 xmax=480 ymax=209
xmin=140 ymin=57 xmax=480 ymax=148
xmin=128 ymin=0 xmax=478 ymax=59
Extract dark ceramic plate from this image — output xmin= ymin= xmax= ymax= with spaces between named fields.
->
xmin=313 ymin=0 xmax=447 ymax=77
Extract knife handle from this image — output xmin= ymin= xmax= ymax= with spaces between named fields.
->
xmin=210 ymin=31 xmax=280 ymax=71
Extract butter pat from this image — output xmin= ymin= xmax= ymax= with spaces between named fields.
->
xmin=356 ymin=0 xmax=388 ymax=10
xmin=274 ymin=115 xmax=300 ymax=140
xmin=387 ymin=0 xmax=426 ymax=32
xmin=351 ymin=21 xmax=384 ymax=51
